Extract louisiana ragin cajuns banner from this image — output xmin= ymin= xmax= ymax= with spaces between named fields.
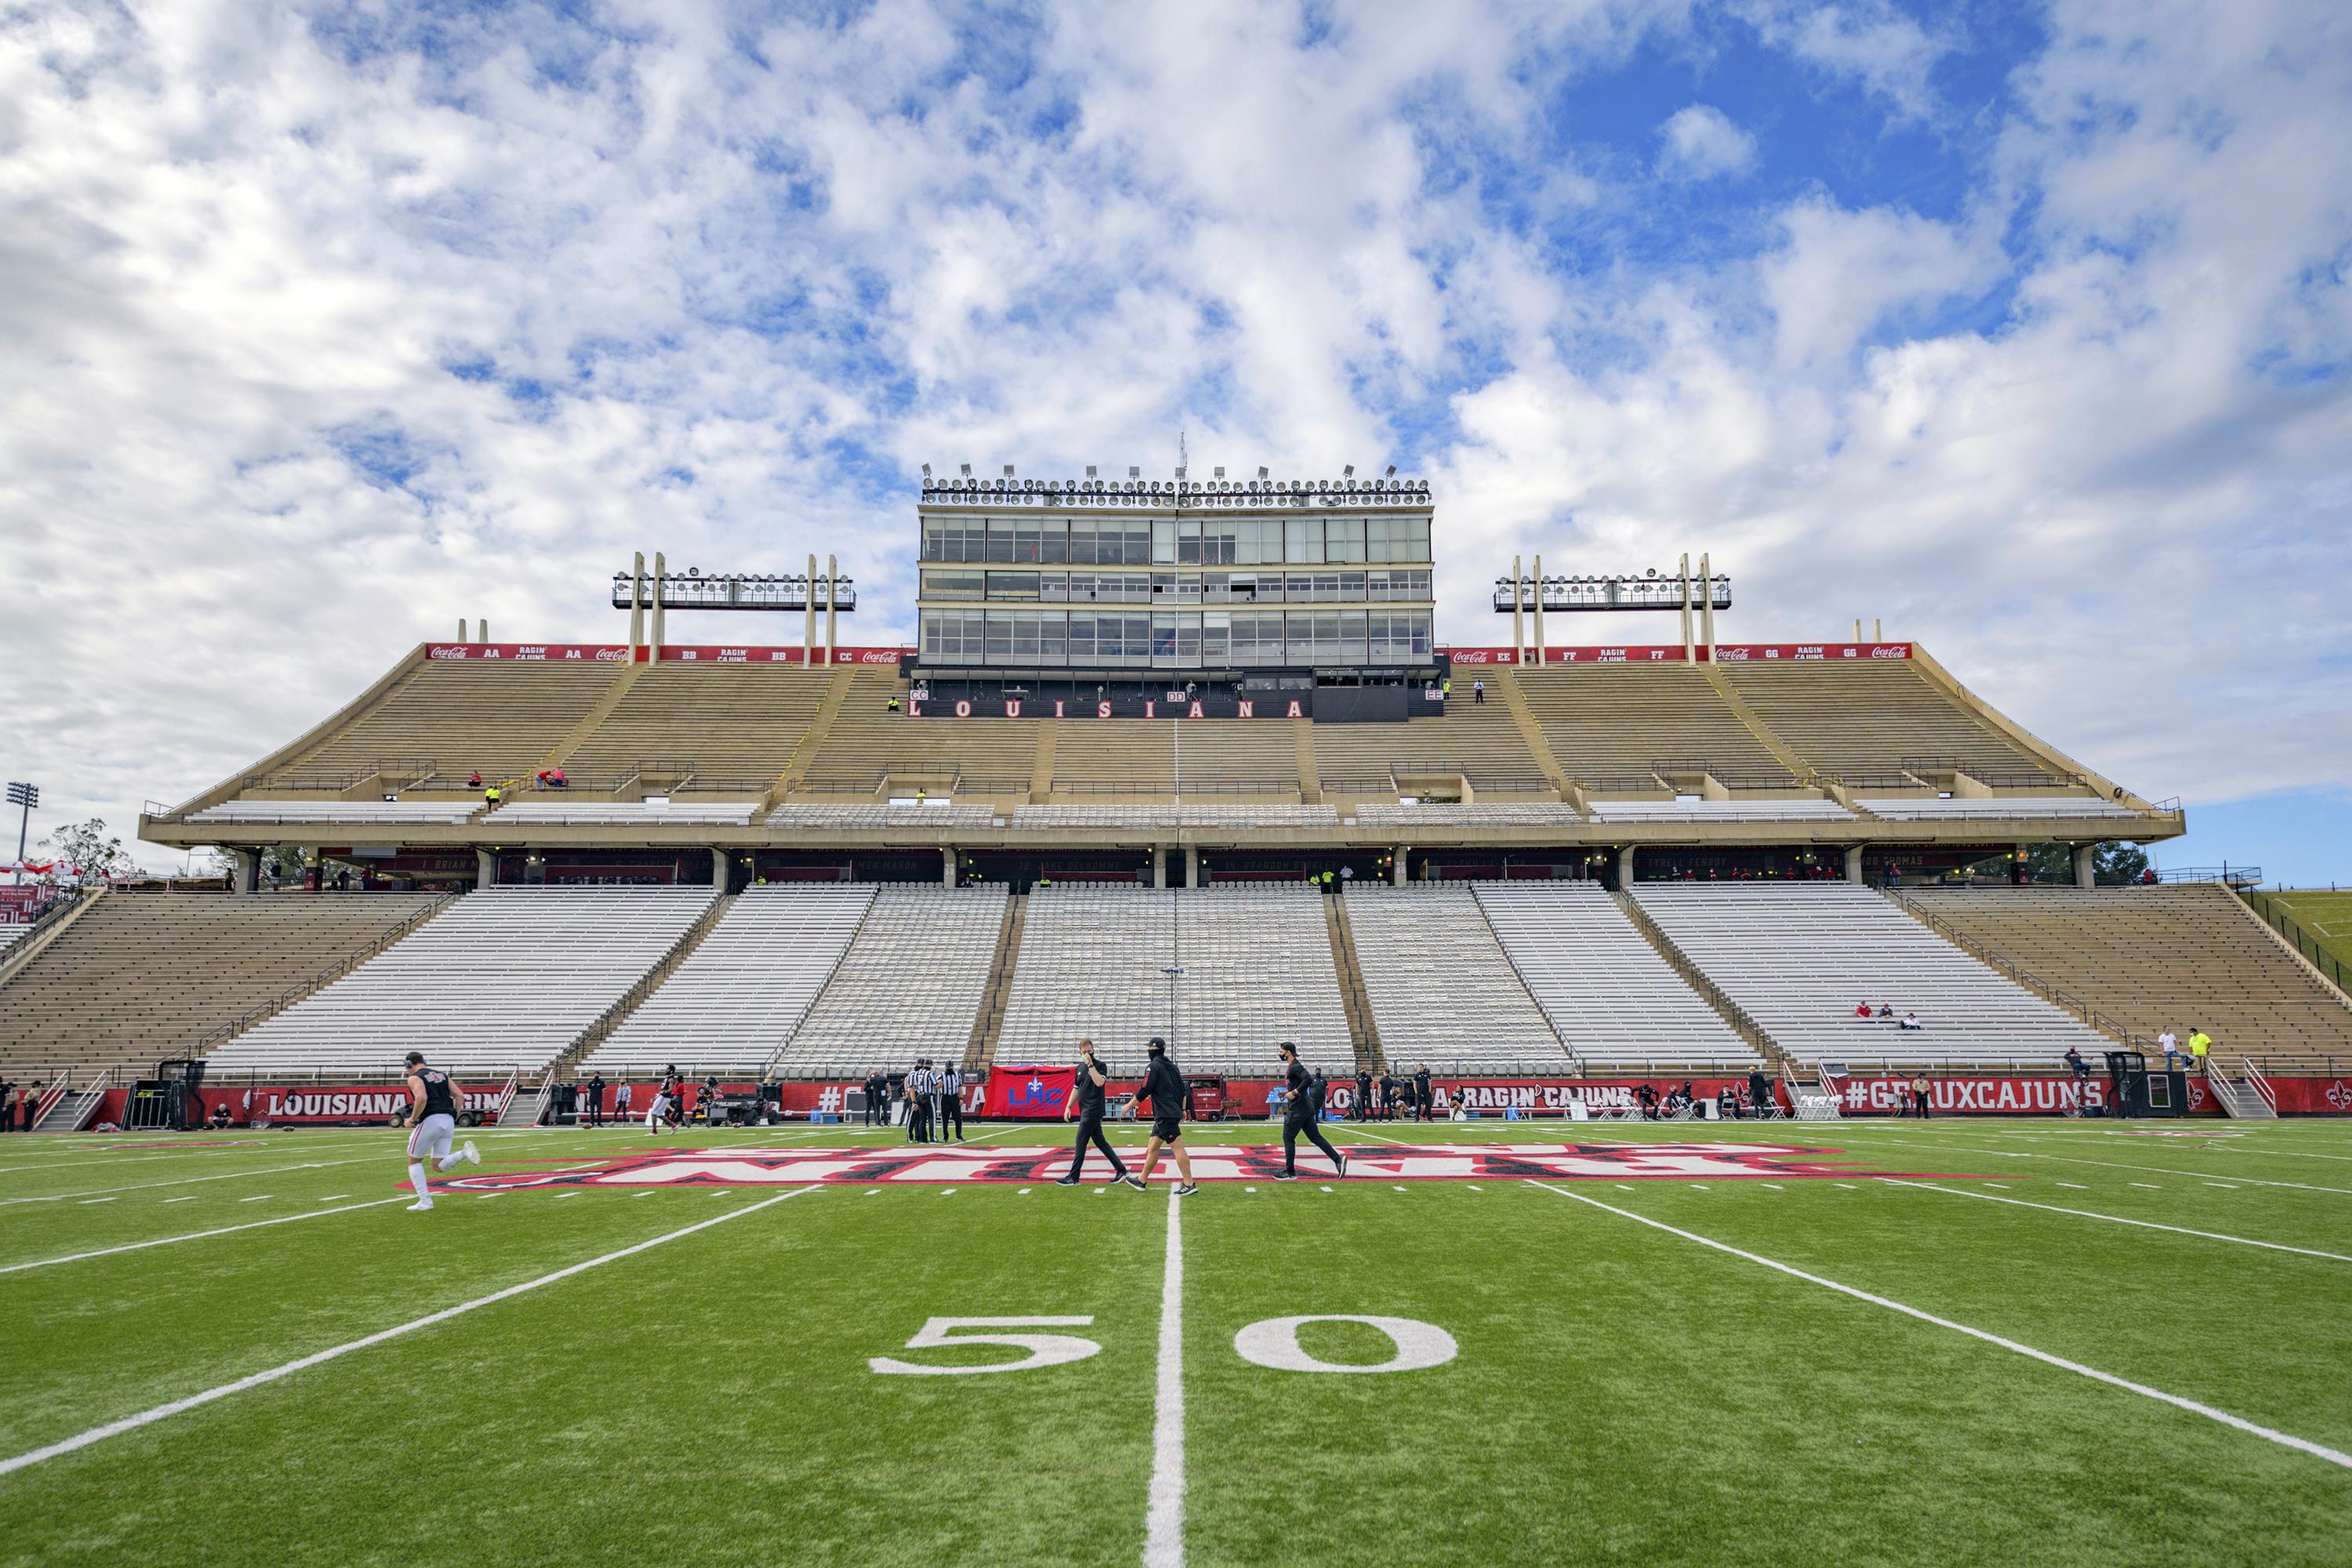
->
xmin=440 ymin=1142 xmax=1977 ymax=1190
xmin=200 ymin=1083 xmax=508 ymax=1124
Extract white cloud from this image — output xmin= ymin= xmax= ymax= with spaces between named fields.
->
xmin=0 ymin=0 xmax=2347 ymax=868
xmin=1657 ymin=104 xmax=1756 ymax=180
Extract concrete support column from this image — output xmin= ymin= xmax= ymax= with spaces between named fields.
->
xmin=1184 ymin=844 xmax=1200 ymax=887
xmin=2072 ymin=842 xmax=2098 ymax=889
xmin=476 ymin=848 xmax=496 ymax=888
xmin=1393 ymin=848 xmax=1410 ymax=886
xmin=1679 ymin=552 xmax=1695 ymax=661
xmin=805 ymin=553 xmax=819 ymax=662
xmin=649 ymin=552 xmax=666 ymax=663
xmin=228 ymin=848 xmax=258 ymax=895
xmin=1845 ymin=844 xmax=1867 ymax=884
xmin=1617 ymin=844 xmax=1636 ymax=889
xmin=1152 ymin=847 xmax=1168 ymax=891
xmin=1698 ymin=551 xmax=1716 ymax=657
xmin=825 ymin=553 xmax=840 ymax=657
xmin=942 ymin=848 xmax=957 ymax=887
xmin=1531 ymin=551 xmax=1545 ymax=665
xmin=710 ymin=848 xmax=728 ymax=888
xmin=1510 ymin=553 xmax=1523 ymax=658
xmin=627 ymin=551 xmax=645 ymax=655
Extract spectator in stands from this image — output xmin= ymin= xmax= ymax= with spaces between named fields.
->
xmin=2157 ymin=1027 xmax=2179 ymax=1069
xmin=1910 ymin=1073 xmax=1932 ymax=1118
xmin=1472 ymin=677 xmax=1485 ymax=704
xmin=484 ymin=783 xmax=501 ymax=808
xmin=2187 ymin=1029 xmax=2212 ymax=1074
xmin=550 ymin=768 xmax=568 ymax=789
xmin=1877 ymin=1004 xmax=1895 ymax=1019
xmin=1854 ymin=1002 xmax=1873 ymax=1018
xmin=1899 ymin=1012 xmax=1922 ymax=1031
xmin=467 ymin=771 xmax=482 ymax=789
xmin=887 ymin=692 xmax=901 ymax=713
xmin=1747 ymin=1069 xmax=1774 ymax=1118
xmin=537 ymin=771 xmax=551 ymax=787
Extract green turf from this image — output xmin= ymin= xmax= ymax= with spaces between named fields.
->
xmin=2 ymin=1116 xmax=2349 ymax=1566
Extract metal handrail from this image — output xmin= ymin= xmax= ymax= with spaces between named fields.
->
xmin=2242 ymin=893 xmax=2349 ymax=992
xmin=2243 ymin=1058 xmax=2277 ymax=1112
xmin=1887 ymin=894 xmax=2149 ymax=1051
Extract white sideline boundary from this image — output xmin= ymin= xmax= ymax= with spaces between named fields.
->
xmin=1143 ymin=1184 xmax=1185 ymax=1568
xmin=1525 ymin=1180 xmax=2352 ymax=1472
xmin=0 ymin=1156 xmax=387 ymax=1207
xmin=0 ymin=1197 xmax=408 ymax=1276
xmin=1879 ymin=1179 xmax=2352 ymax=1263
xmin=0 ymin=1185 xmax=824 ymax=1478
xmin=1863 ymin=1137 xmax=2352 ymax=1197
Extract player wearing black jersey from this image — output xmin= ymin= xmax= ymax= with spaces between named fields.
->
xmin=1058 ymin=1039 xmax=1142 ymax=1188
xmin=1273 ymin=1043 xmax=1346 ymax=1181
xmin=401 ymin=1051 xmax=479 ymax=1211
xmin=1131 ymin=1039 xmax=1198 ymax=1196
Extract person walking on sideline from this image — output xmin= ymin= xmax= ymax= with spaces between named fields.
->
xmin=1131 ymin=1039 xmax=1198 ymax=1196
xmin=1274 ymin=1043 xmax=1347 ymax=1181
xmin=1060 ymin=1039 xmax=1141 ymax=1189
xmin=401 ymin=1051 xmax=479 ymax=1211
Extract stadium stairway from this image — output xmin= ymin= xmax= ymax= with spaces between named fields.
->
xmin=1608 ymin=890 xmax=1790 ymax=1069
xmin=964 ymin=891 xmax=1028 ymax=1071
xmin=535 ymin=660 xmax=646 ymax=772
xmin=537 ymin=894 xmax=739 ymax=1097
xmin=767 ymin=666 xmax=858 ymax=801
xmin=1698 ymin=663 xmax=1817 ymax=783
xmin=1491 ymin=669 xmax=1574 ymax=797
xmin=1321 ymin=892 xmax=1383 ymax=1072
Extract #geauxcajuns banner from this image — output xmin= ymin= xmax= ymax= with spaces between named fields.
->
xmin=439 ymin=1142 xmax=1973 ymax=1190
xmin=1828 ymin=1074 xmax=2114 ymax=1116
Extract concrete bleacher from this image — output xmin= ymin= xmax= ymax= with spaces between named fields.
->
xmin=1314 ymin=694 xmax=1553 ymax=797
xmin=207 ymin=887 xmax=717 ymax=1076
xmin=0 ymin=893 xmax=448 ymax=1082
xmin=804 ymin=671 xmax=1035 ymax=796
xmin=1012 ymin=804 xmax=1338 ymax=831
xmin=995 ymin=884 xmax=1352 ymax=1074
xmin=561 ymin=662 xmax=826 ymax=782
xmin=1719 ymin=660 xmax=2060 ymax=785
xmin=763 ymin=803 xmax=1001 ymax=830
xmin=1516 ymin=662 xmax=1793 ymax=787
xmin=1904 ymin=885 xmax=2352 ymax=1070
xmin=490 ymin=799 xmax=764 ymax=826
xmin=1473 ymin=881 xmax=1760 ymax=1069
xmin=1341 ymin=883 xmax=1568 ymax=1073
xmin=579 ymin=885 xmax=875 ymax=1074
xmin=1353 ymin=803 xmax=1585 ymax=828
xmin=776 ymin=884 xmax=1009 ymax=1076
xmin=1632 ymin=882 xmax=2109 ymax=1068
xmin=270 ymin=659 xmax=622 ymax=788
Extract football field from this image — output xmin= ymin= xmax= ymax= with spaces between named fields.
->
xmin=1 ymin=1115 xmax=2347 ymax=1566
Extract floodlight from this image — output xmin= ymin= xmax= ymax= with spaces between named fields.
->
xmin=1258 ymin=466 xmax=1269 ymax=479
xmin=960 ymin=463 xmax=971 ymax=477
xmin=1385 ymin=464 xmax=1396 ymax=477
xmin=1343 ymin=464 xmax=1355 ymax=477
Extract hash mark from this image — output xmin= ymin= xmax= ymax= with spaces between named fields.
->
xmin=238 ymin=1196 xmax=270 ymax=1203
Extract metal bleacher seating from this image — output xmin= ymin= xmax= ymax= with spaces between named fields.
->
xmin=1585 ymin=798 xmax=1855 ymax=823
xmin=1341 ymin=883 xmax=1568 ymax=1073
xmin=1472 ymin=881 xmax=1760 ymax=1069
xmin=1352 ymin=803 xmax=1584 ymax=829
xmin=1857 ymin=796 xmax=2137 ymax=821
xmin=1632 ymin=882 xmax=2108 ymax=1069
xmin=187 ymin=800 xmax=477 ymax=825
xmin=764 ymin=804 xmax=1000 ymax=830
xmin=206 ymin=886 xmax=717 ymax=1076
xmin=579 ymin=885 xmax=875 ymax=1074
xmin=1011 ymin=804 xmax=1338 ymax=831
xmin=775 ymin=884 xmax=1010 ymax=1076
xmin=995 ymin=884 xmax=1352 ymax=1075
xmin=492 ymin=799 xmax=764 ymax=826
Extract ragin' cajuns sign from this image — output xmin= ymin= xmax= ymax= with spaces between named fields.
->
xmin=439 ymin=1142 xmax=1973 ymax=1190
xmin=201 ymin=1083 xmax=507 ymax=1124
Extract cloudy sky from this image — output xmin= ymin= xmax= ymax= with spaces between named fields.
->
xmin=2 ymin=0 xmax=2347 ymax=880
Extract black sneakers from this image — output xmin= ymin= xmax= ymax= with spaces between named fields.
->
xmin=1272 ymin=1171 xmax=1298 ymax=1181
xmin=1054 ymin=1174 xmax=1081 ymax=1186
xmin=1120 ymin=1174 xmax=1147 ymax=1190
xmin=1335 ymin=1152 xmax=1348 ymax=1178
xmin=1173 ymin=1182 xmax=1200 ymax=1197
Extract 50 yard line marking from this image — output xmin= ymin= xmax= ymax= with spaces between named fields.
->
xmin=0 ymin=1185 xmax=826 ymax=1479
xmin=1525 ymin=1180 xmax=2352 ymax=1471
xmin=1143 ymin=1184 xmax=1184 ymax=1568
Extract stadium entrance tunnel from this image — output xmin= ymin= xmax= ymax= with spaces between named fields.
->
xmin=439 ymin=1142 xmax=1982 ymax=1192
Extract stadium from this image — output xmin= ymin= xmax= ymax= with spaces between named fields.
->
xmin=4 ymin=469 xmax=2351 ymax=1565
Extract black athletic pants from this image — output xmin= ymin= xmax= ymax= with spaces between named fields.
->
xmin=942 ymin=1094 xmax=963 ymax=1138
xmin=1069 ymin=1114 xmax=1126 ymax=1180
xmin=908 ymin=1100 xmax=928 ymax=1142
xmin=1283 ymin=1112 xmax=1344 ymax=1175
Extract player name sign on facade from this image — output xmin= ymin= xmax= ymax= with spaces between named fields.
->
xmin=439 ymin=1142 xmax=1969 ymax=1190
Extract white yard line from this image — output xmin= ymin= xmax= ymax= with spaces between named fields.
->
xmin=1144 ymin=1182 xmax=1185 ymax=1568
xmin=1864 ymin=1137 xmax=2352 ymax=1197
xmin=1525 ymin=1180 xmax=2352 ymax=1472
xmin=0 ymin=1199 xmax=408 ymax=1276
xmin=1336 ymin=1124 xmax=1414 ymax=1147
xmin=1879 ymin=1180 xmax=2352 ymax=1264
xmin=0 ymin=1156 xmax=383 ymax=1207
xmin=0 ymin=1185 xmax=825 ymax=1478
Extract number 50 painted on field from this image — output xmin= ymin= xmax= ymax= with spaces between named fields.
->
xmin=871 ymin=1316 xmax=1456 ymax=1376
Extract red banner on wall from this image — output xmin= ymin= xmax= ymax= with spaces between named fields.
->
xmin=426 ymin=644 xmax=631 ymax=662
xmin=1437 ymin=648 xmax=1520 ymax=665
xmin=826 ymin=647 xmax=909 ymax=666
xmin=1710 ymin=643 xmax=1912 ymax=662
xmin=206 ymin=1083 xmax=509 ymax=1124
xmin=1545 ymin=646 xmax=1693 ymax=663
xmin=651 ymin=646 xmax=807 ymax=664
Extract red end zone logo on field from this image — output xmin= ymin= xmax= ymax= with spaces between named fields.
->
xmin=443 ymin=1142 xmax=1974 ymax=1191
